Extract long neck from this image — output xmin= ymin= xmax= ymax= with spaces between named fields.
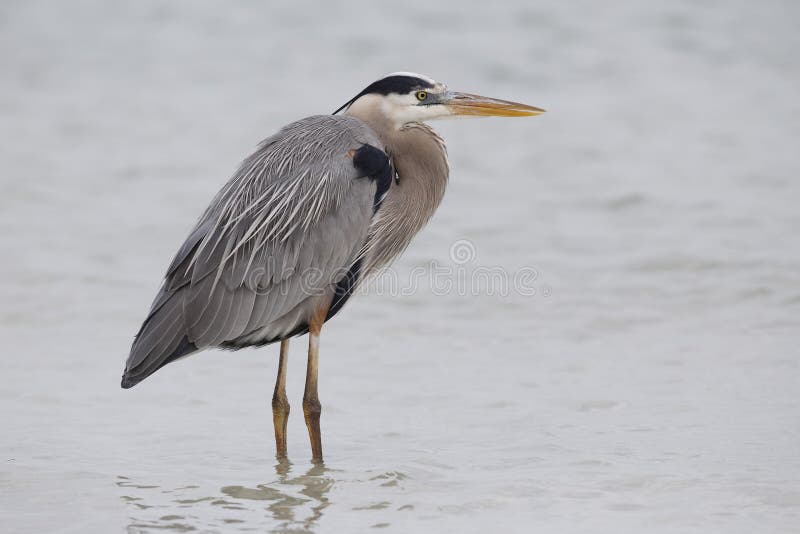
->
xmin=345 ymin=104 xmax=450 ymax=275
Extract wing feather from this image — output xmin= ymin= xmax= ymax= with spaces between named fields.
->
xmin=122 ymin=115 xmax=384 ymax=387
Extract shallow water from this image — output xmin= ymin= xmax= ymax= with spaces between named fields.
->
xmin=1 ymin=1 xmax=799 ymax=532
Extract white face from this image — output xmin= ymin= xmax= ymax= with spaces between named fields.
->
xmin=343 ymin=71 xmax=545 ymax=128
xmin=346 ymin=73 xmax=455 ymax=128
xmin=380 ymin=84 xmax=454 ymax=126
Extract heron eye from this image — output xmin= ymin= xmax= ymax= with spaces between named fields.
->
xmin=415 ymin=91 xmax=428 ymax=101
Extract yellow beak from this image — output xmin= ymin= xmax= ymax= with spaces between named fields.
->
xmin=444 ymin=91 xmax=545 ymax=117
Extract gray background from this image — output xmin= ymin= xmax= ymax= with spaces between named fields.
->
xmin=1 ymin=1 xmax=799 ymax=532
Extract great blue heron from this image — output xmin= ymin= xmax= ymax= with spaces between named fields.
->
xmin=121 ymin=72 xmax=543 ymax=461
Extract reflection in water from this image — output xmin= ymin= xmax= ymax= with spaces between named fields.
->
xmin=117 ymin=461 xmax=337 ymax=533
xmin=221 ymin=461 xmax=333 ymax=532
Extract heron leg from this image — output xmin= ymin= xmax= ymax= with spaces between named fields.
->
xmin=272 ymin=339 xmax=290 ymax=459
xmin=303 ymin=302 xmax=329 ymax=463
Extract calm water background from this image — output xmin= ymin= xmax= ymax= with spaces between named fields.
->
xmin=1 ymin=1 xmax=799 ymax=532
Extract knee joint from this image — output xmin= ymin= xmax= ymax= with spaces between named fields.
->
xmin=302 ymin=398 xmax=322 ymax=417
xmin=272 ymin=393 xmax=290 ymax=413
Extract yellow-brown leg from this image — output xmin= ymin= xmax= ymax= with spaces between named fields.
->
xmin=272 ymin=339 xmax=290 ymax=459
xmin=303 ymin=301 xmax=330 ymax=463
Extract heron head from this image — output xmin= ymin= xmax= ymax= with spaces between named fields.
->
xmin=335 ymin=72 xmax=544 ymax=128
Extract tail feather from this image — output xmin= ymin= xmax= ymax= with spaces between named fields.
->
xmin=121 ymin=335 xmax=197 ymax=388
xmin=121 ymin=289 xmax=198 ymax=389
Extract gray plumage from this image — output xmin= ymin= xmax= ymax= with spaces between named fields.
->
xmin=121 ymin=72 xmax=542 ymax=407
xmin=122 ymin=115 xmax=390 ymax=387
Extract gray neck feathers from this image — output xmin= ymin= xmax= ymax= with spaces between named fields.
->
xmin=345 ymin=107 xmax=450 ymax=276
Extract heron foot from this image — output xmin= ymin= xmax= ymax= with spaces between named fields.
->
xmin=303 ymin=397 xmax=323 ymax=462
xmin=272 ymin=339 xmax=291 ymax=459
xmin=272 ymin=391 xmax=290 ymax=459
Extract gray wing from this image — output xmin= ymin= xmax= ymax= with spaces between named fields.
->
xmin=122 ymin=115 xmax=384 ymax=388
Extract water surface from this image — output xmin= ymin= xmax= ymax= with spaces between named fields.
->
xmin=1 ymin=1 xmax=799 ymax=532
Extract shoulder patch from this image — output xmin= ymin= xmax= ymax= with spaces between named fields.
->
xmin=352 ymin=144 xmax=393 ymax=212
